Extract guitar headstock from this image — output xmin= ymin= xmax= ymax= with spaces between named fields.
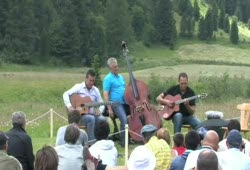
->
xmin=198 ymin=93 xmax=208 ymax=99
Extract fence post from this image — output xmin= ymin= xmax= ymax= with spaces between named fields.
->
xmin=125 ymin=124 xmax=129 ymax=165
xmin=50 ymin=108 xmax=53 ymax=138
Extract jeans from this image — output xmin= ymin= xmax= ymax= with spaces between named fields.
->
xmin=112 ymin=104 xmax=127 ymax=147
xmin=172 ymin=112 xmax=201 ymax=133
xmin=81 ymin=114 xmax=106 ymax=144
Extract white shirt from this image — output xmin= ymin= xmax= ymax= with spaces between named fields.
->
xmin=63 ymin=82 xmax=104 ymax=113
xmin=184 ymin=146 xmax=215 ymax=170
xmin=217 ymin=148 xmax=250 ymax=170
xmin=55 ymin=125 xmax=88 ymax=146
xmin=218 ymin=138 xmax=250 ymax=157
xmin=55 ymin=143 xmax=83 ymax=170
xmin=89 ymin=140 xmax=118 ymax=166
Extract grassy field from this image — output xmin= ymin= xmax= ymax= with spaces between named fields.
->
xmin=1 ymin=42 xmax=250 ymax=165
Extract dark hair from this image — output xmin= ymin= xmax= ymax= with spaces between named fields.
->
xmin=86 ymin=69 xmax=96 ymax=78
xmin=197 ymin=150 xmax=218 ymax=170
xmin=227 ymin=119 xmax=241 ymax=131
xmin=185 ymin=130 xmax=200 ymax=150
xmin=178 ymin=72 xmax=188 ymax=81
xmin=35 ymin=145 xmax=58 ymax=170
xmin=95 ymin=120 xmax=110 ymax=140
xmin=64 ymin=124 xmax=80 ymax=144
xmin=142 ymin=131 xmax=156 ymax=143
xmin=68 ymin=110 xmax=81 ymax=124
xmin=173 ymin=132 xmax=185 ymax=147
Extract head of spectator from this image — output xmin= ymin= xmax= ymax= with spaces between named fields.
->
xmin=197 ymin=127 xmax=208 ymax=141
xmin=127 ymin=145 xmax=156 ymax=170
xmin=141 ymin=124 xmax=157 ymax=143
xmin=227 ymin=119 xmax=241 ymax=131
xmin=64 ymin=124 xmax=80 ymax=144
xmin=185 ymin=130 xmax=200 ymax=150
xmin=68 ymin=110 xmax=81 ymax=124
xmin=35 ymin=145 xmax=58 ymax=170
xmin=173 ymin=132 xmax=185 ymax=147
xmin=12 ymin=111 xmax=26 ymax=129
xmin=94 ymin=120 xmax=110 ymax=141
xmin=196 ymin=149 xmax=218 ymax=170
xmin=0 ymin=132 xmax=8 ymax=151
xmin=226 ymin=129 xmax=243 ymax=149
xmin=201 ymin=130 xmax=219 ymax=151
xmin=157 ymin=128 xmax=171 ymax=145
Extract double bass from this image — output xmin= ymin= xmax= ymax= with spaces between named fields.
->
xmin=122 ymin=41 xmax=162 ymax=142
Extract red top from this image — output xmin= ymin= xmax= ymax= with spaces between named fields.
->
xmin=173 ymin=146 xmax=186 ymax=156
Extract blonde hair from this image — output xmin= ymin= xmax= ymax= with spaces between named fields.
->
xmin=107 ymin=57 xmax=117 ymax=67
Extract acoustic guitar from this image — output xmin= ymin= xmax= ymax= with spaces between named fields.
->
xmin=158 ymin=93 xmax=207 ymax=120
xmin=70 ymin=94 xmax=119 ymax=115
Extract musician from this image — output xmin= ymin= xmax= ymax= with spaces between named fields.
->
xmin=156 ymin=72 xmax=201 ymax=133
xmin=63 ymin=69 xmax=106 ymax=144
xmin=103 ymin=57 xmax=127 ymax=147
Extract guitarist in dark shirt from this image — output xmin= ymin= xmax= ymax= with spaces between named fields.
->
xmin=156 ymin=72 xmax=201 ymax=133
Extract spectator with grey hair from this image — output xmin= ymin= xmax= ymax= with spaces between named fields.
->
xmin=217 ymin=130 xmax=250 ymax=170
xmin=196 ymin=150 xmax=218 ymax=170
xmin=103 ymin=57 xmax=129 ymax=147
xmin=35 ymin=145 xmax=58 ymax=170
xmin=55 ymin=124 xmax=83 ymax=170
xmin=0 ymin=131 xmax=22 ymax=170
xmin=6 ymin=111 xmax=34 ymax=170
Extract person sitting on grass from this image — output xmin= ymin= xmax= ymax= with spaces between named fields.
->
xmin=89 ymin=120 xmax=118 ymax=166
xmin=55 ymin=124 xmax=83 ymax=170
xmin=173 ymin=132 xmax=186 ymax=156
xmin=56 ymin=110 xmax=88 ymax=146
xmin=35 ymin=145 xmax=58 ymax=170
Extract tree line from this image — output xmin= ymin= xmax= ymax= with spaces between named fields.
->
xmin=0 ymin=0 xmax=249 ymax=66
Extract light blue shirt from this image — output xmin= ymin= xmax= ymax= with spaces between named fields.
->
xmin=63 ymin=82 xmax=104 ymax=114
xmin=103 ymin=72 xmax=126 ymax=104
xmin=55 ymin=125 xmax=88 ymax=146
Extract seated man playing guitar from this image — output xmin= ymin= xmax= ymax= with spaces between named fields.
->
xmin=156 ymin=72 xmax=201 ymax=133
xmin=63 ymin=69 xmax=106 ymax=144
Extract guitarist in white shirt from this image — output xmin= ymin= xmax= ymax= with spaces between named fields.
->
xmin=63 ymin=69 xmax=106 ymax=145
xmin=156 ymin=72 xmax=201 ymax=133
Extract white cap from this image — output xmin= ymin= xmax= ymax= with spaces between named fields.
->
xmin=127 ymin=145 xmax=156 ymax=170
xmin=205 ymin=110 xmax=224 ymax=119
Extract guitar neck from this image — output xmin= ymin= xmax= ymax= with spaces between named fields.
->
xmin=175 ymin=95 xmax=199 ymax=105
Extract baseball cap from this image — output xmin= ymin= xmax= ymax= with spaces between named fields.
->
xmin=141 ymin=124 xmax=157 ymax=135
xmin=127 ymin=145 xmax=156 ymax=170
xmin=0 ymin=132 xmax=8 ymax=146
xmin=226 ymin=129 xmax=242 ymax=148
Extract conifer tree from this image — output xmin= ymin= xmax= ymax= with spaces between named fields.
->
xmin=193 ymin=0 xmax=200 ymax=21
xmin=198 ymin=16 xmax=207 ymax=40
xmin=223 ymin=15 xmax=230 ymax=33
xmin=230 ymin=19 xmax=239 ymax=44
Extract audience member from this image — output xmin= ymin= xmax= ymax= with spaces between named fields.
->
xmin=35 ymin=145 xmax=58 ymax=170
xmin=196 ymin=150 xmax=218 ymax=170
xmin=55 ymin=110 xmax=88 ymax=146
xmin=55 ymin=124 xmax=83 ymax=170
xmin=0 ymin=132 xmax=22 ymax=170
xmin=142 ymin=124 xmax=172 ymax=170
xmin=173 ymin=132 xmax=186 ymax=156
xmin=217 ymin=129 xmax=250 ymax=170
xmin=184 ymin=130 xmax=219 ymax=170
xmin=127 ymin=145 xmax=156 ymax=170
xmin=170 ymin=130 xmax=200 ymax=170
xmin=6 ymin=111 xmax=35 ymax=170
xmin=200 ymin=111 xmax=228 ymax=141
xmin=89 ymin=120 xmax=118 ymax=166
xmin=218 ymin=119 xmax=250 ymax=156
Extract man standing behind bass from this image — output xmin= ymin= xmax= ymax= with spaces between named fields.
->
xmin=103 ymin=58 xmax=127 ymax=147
xmin=156 ymin=72 xmax=201 ymax=133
